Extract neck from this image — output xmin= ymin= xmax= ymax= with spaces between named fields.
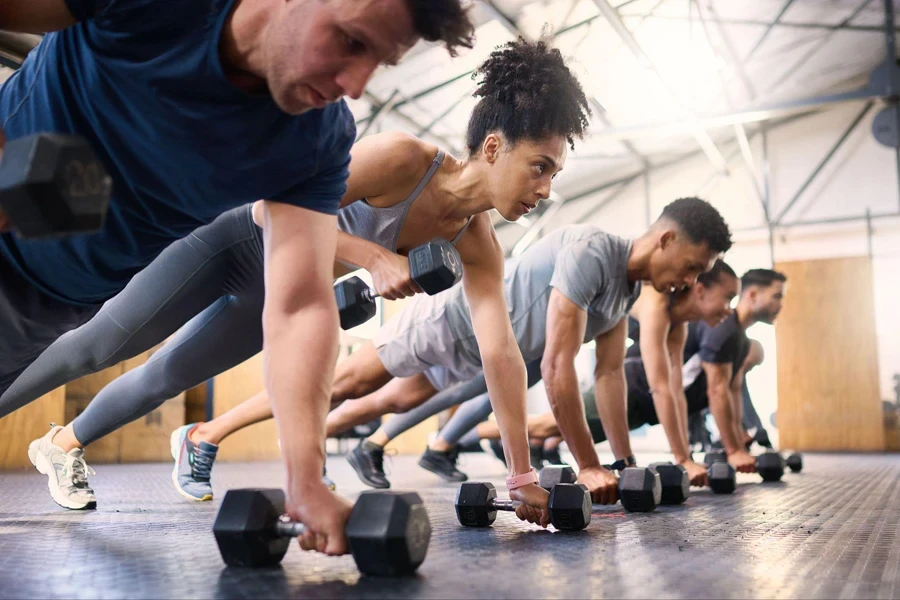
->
xmin=220 ymin=0 xmax=271 ymax=91
xmin=669 ymin=292 xmax=698 ymax=325
xmin=735 ymin=299 xmax=756 ymax=330
xmin=437 ymin=157 xmax=497 ymax=219
xmin=626 ymin=231 xmax=656 ymax=284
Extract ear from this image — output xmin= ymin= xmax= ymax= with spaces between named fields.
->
xmin=659 ymin=229 xmax=675 ymax=250
xmin=482 ymin=133 xmax=502 ymax=165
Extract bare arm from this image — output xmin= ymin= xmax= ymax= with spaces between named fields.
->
xmin=663 ymin=322 xmax=692 ymax=464
xmin=593 ymin=318 xmax=631 ymax=461
xmin=541 ymin=289 xmax=602 ymax=471
xmin=729 ymin=368 xmax=746 ymax=443
xmin=637 ymin=302 xmax=690 ymax=463
xmin=261 ymin=202 xmax=339 ymax=490
xmin=702 ymin=361 xmax=742 ymax=454
xmin=457 ymin=216 xmax=530 ymax=479
xmin=0 ymin=0 xmax=77 ymax=32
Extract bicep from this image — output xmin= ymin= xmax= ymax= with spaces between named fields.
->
xmin=637 ymin=311 xmax=671 ymax=390
xmin=545 ymin=289 xmax=588 ymax=363
xmin=701 ymin=361 xmax=732 ymax=393
xmin=0 ymin=0 xmax=77 ymax=32
xmin=262 ymin=202 xmax=338 ymax=311
xmin=595 ymin=318 xmax=627 ymax=374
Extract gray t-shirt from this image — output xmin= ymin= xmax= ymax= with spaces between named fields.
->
xmin=393 ymin=225 xmax=640 ymax=369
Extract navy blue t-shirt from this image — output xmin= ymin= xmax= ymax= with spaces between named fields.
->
xmin=684 ymin=313 xmax=749 ymax=381
xmin=0 ymin=0 xmax=355 ymax=304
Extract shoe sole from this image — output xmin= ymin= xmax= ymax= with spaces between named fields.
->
xmin=169 ymin=428 xmax=213 ymax=502
xmin=28 ymin=440 xmax=96 ymax=511
xmin=346 ymin=451 xmax=390 ymax=489
xmin=417 ymin=458 xmax=468 ymax=483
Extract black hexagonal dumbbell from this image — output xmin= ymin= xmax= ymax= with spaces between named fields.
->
xmin=213 ymin=488 xmax=432 ymax=576
xmin=703 ymin=450 xmax=727 ymax=467
xmin=334 ymin=238 xmax=463 ymax=330
xmin=0 ymin=133 xmax=111 ymax=238
xmin=786 ymin=452 xmax=803 ymax=473
xmin=538 ymin=464 xmax=577 ymax=490
xmin=708 ymin=462 xmax=737 ymax=494
xmin=648 ymin=462 xmax=690 ymax=505
xmin=756 ymin=450 xmax=785 ymax=482
xmin=618 ymin=466 xmax=662 ymax=512
xmin=455 ymin=481 xmax=591 ymax=531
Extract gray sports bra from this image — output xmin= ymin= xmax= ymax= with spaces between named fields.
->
xmin=336 ymin=149 xmax=472 ymax=269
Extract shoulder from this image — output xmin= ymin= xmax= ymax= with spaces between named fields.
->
xmin=352 ymin=131 xmax=436 ymax=175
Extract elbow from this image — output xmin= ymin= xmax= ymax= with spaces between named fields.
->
xmin=262 ymin=283 xmax=338 ymax=339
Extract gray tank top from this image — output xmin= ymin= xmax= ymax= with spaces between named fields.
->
xmin=337 ymin=150 xmax=471 ymax=269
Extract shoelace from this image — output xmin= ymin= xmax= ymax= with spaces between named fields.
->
xmin=63 ymin=454 xmax=96 ymax=489
xmin=369 ymin=447 xmax=397 ymax=477
xmin=191 ymin=447 xmax=216 ymax=482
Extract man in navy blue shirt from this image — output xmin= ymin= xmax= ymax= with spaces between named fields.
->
xmin=0 ymin=0 xmax=473 ymax=556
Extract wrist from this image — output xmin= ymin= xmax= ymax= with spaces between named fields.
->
xmin=506 ymin=468 xmax=538 ymax=490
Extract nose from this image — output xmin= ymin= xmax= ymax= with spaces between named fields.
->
xmin=535 ymin=180 xmax=551 ymax=201
xmin=334 ymin=59 xmax=377 ymax=101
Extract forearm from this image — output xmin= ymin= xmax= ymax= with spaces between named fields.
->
xmin=543 ymin=362 xmax=602 ymax=470
xmin=650 ymin=386 xmax=691 ymax=464
xmin=730 ymin=382 xmax=744 ymax=438
xmin=264 ymin=301 xmax=339 ymax=485
xmin=675 ymin=389 xmax=692 ymax=460
xmin=335 ymin=232 xmax=391 ymax=271
xmin=594 ymin=371 xmax=632 ymax=461
xmin=708 ymin=386 xmax=742 ymax=454
xmin=483 ymin=351 xmax=532 ymax=476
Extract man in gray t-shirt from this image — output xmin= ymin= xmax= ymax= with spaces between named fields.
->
xmin=328 ymin=198 xmax=733 ymax=502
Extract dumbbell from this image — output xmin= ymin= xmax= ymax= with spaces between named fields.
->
xmin=756 ymin=450 xmax=785 ymax=482
xmin=335 ymin=238 xmax=463 ymax=329
xmin=648 ymin=462 xmax=690 ymax=505
xmin=704 ymin=451 xmax=738 ymax=493
xmin=539 ymin=465 xmax=577 ymax=490
xmin=455 ymin=481 xmax=591 ymax=531
xmin=786 ymin=452 xmax=803 ymax=473
xmin=618 ymin=467 xmax=662 ymax=512
xmin=213 ymin=488 xmax=431 ymax=576
xmin=708 ymin=462 xmax=737 ymax=494
xmin=0 ymin=133 xmax=111 ymax=238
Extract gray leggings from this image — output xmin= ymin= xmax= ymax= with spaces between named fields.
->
xmin=0 ymin=205 xmax=266 ymax=446
xmin=381 ymin=359 xmax=544 ymax=446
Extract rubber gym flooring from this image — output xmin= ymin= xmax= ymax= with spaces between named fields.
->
xmin=0 ymin=452 xmax=898 ymax=599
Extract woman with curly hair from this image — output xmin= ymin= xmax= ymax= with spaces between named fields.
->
xmin=13 ymin=37 xmax=591 ymax=530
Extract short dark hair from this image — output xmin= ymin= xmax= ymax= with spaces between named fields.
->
xmin=741 ymin=268 xmax=787 ymax=291
xmin=404 ymin=0 xmax=475 ymax=57
xmin=697 ymin=259 xmax=737 ymax=287
xmin=658 ymin=197 xmax=733 ymax=255
xmin=466 ymin=37 xmax=591 ymax=155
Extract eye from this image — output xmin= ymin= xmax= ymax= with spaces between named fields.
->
xmin=533 ymin=163 xmax=546 ymax=176
xmin=343 ymin=32 xmax=366 ymax=54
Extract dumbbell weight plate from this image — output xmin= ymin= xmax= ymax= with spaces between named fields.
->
xmin=648 ymin=462 xmax=690 ymax=505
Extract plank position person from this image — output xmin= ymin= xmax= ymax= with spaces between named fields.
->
xmin=7 ymin=39 xmax=592 ymax=528
xmin=314 ymin=199 xmax=733 ymax=503
xmin=612 ymin=268 xmax=787 ymax=473
xmin=364 ymin=260 xmax=741 ymax=488
xmin=0 ymin=0 xmax=474 ymax=555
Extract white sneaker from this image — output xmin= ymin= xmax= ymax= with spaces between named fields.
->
xmin=28 ymin=424 xmax=97 ymax=510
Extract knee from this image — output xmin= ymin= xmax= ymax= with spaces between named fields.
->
xmin=532 ymin=413 xmax=560 ymax=439
xmin=332 ymin=371 xmax=372 ymax=402
xmin=378 ymin=392 xmax=422 ymax=414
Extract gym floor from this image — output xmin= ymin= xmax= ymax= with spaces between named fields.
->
xmin=0 ymin=453 xmax=898 ymax=599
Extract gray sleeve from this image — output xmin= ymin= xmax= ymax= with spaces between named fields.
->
xmin=549 ymin=239 xmax=606 ymax=311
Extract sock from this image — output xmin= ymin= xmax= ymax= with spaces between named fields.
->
xmin=362 ymin=439 xmax=384 ymax=452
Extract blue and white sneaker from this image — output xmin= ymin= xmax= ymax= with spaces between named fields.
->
xmin=169 ymin=424 xmax=217 ymax=501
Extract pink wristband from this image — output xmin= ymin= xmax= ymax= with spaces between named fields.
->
xmin=505 ymin=468 xmax=538 ymax=490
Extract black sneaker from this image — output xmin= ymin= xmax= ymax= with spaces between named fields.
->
xmin=346 ymin=440 xmax=390 ymax=489
xmin=543 ymin=446 xmax=565 ymax=466
xmin=488 ymin=438 xmax=507 ymax=466
xmin=418 ymin=447 xmax=468 ymax=482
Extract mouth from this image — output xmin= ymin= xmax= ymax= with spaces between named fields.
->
xmin=309 ymin=86 xmax=328 ymax=108
xmin=520 ymin=202 xmax=536 ymax=215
